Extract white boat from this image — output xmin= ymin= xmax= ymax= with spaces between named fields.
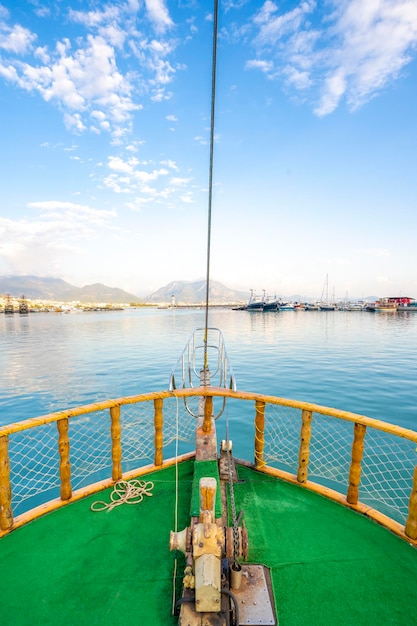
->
xmin=317 ymin=275 xmax=336 ymax=310
xmin=263 ymin=295 xmax=279 ymax=311
xmin=245 ymin=290 xmax=265 ymax=311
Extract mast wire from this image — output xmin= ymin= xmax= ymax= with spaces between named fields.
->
xmin=203 ymin=0 xmax=219 ymax=373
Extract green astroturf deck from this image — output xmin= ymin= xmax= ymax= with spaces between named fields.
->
xmin=1 ymin=459 xmax=417 ymax=625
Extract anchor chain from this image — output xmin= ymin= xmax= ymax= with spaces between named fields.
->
xmin=226 ymin=443 xmax=240 ymax=567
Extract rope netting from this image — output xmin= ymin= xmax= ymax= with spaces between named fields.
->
xmin=70 ymin=412 xmax=112 ymax=491
xmin=4 ymin=394 xmax=417 ymax=528
xmin=262 ymin=402 xmax=417 ymax=524
xmin=359 ymin=428 xmax=416 ymax=520
xmin=7 ymin=398 xmax=196 ymax=516
xmin=8 ymin=423 xmax=61 ymax=514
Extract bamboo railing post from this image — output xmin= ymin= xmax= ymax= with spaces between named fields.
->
xmin=0 ymin=435 xmax=13 ymax=530
xmin=203 ymin=396 xmax=213 ymax=433
xmin=405 ymin=464 xmax=417 ymax=540
xmin=154 ymin=398 xmax=164 ymax=467
xmin=57 ymin=418 xmax=72 ymax=501
xmin=254 ymin=400 xmax=266 ymax=469
xmin=297 ymin=409 xmax=312 ymax=483
xmin=347 ymin=422 xmax=367 ymax=505
xmin=110 ymin=405 xmax=122 ymax=481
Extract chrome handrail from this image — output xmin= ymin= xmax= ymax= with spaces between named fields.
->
xmin=168 ymin=327 xmax=236 ymax=392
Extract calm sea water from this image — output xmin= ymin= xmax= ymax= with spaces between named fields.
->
xmin=1 ymin=308 xmax=417 ymax=432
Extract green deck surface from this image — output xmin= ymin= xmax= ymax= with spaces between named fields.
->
xmin=1 ymin=459 xmax=417 ymax=625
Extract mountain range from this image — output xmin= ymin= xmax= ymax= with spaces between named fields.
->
xmin=147 ymin=280 xmax=248 ymax=304
xmin=0 ymin=275 xmax=248 ymax=304
xmin=0 ymin=275 xmax=379 ymax=305
xmin=0 ymin=275 xmax=140 ymax=304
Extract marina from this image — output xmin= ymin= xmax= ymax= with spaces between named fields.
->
xmin=234 ymin=293 xmax=417 ymax=313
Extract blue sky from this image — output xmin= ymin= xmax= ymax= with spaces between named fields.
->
xmin=0 ymin=0 xmax=416 ymax=299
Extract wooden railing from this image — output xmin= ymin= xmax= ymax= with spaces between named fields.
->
xmin=1 ymin=387 xmax=417 ymax=544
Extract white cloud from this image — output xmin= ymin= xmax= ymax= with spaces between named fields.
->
xmin=34 ymin=46 xmax=50 ymax=63
xmin=248 ymin=0 xmax=417 ymax=115
xmin=253 ymin=0 xmax=316 ymax=43
xmin=101 ymin=153 xmax=197 ymax=207
xmin=133 ymin=168 xmax=168 ymax=182
xmin=1 ymin=33 xmax=137 ymax=136
xmin=245 ymin=59 xmax=273 ymax=73
xmin=64 ymin=112 xmax=87 ymax=133
xmin=144 ymin=0 xmax=174 ymax=33
xmin=102 ymin=174 xmax=132 ymax=194
xmin=315 ymin=70 xmax=347 ymax=116
xmin=108 ymin=155 xmax=138 ymax=174
xmin=0 ymin=202 xmax=117 ymax=275
xmin=27 ymin=201 xmax=116 ymax=224
xmin=326 ymin=0 xmax=417 ymax=113
xmin=125 ymin=197 xmax=155 ymax=211
xmin=0 ymin=23 xmax=36 ymax=54
xmin=180 ymin=192 xmax=194 ymax=204
xmin=160 ymin=159 xmax=178 ymax=170
xmin=0 ymin=1 xmax=179 ymax=139
xmin=170 ymin=177 xmax=192 ymax=186
xmin=0 ymin=63 xmax=18 ymax=81
xmin=68 ymin=5 xmax=122 ymax=30
xmin=150 ymin=87 xmax=173 ymax=102
xmin=284 ymin=66 xmax=312 ymax=89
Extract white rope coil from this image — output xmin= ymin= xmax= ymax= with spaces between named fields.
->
xmin=90 ymin=479 xmax=154 ymax=512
